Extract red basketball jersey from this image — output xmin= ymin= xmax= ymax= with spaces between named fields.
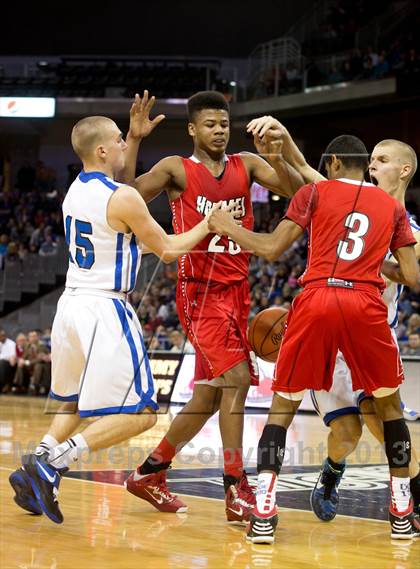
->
xmin=171 ymin=155 xmax=254 ymax=284
xmin=285 ymin=178 xmax=416 ymax=289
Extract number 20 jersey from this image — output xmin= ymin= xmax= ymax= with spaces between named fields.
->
xmin=63 ymin=171 xmax=142 ymax=293
xmin=285 ymin=178 xmax=416 ymax=290
xmin=171 ymin=155 xmax=254 ymax=285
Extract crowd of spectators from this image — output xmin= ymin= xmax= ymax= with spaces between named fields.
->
xmin=253 ymin=3 xmax=420 ymax=97
xmin=0 ymin=328 xmax=52 ymax=395
xmin=0 ymin=160 xmax=64 ymax=270
xmin=303 ymin=0 xmax=384 ymax=57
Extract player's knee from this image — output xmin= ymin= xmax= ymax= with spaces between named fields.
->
xmin=54 ymin=400 xmax=78 ymax=414
xmin=222 ymin=361 xmax=251 ymax=389
xmin=373 ymin=390 xmax=402 ymax=422
xmin=331 ymin=416 xmax=362 ymax=450
xmin=221 ymin=384 xmax=249 ymax=412
xmin=141 ymin=409 xmax=158 ymax=430
xmin=190 ymin=388 xmax=220 ymax=414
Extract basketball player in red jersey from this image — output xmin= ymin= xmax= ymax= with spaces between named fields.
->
xmin=123 ymin=91 xmax=304 ymax=522
xmin=250 ymin=117 xmax=420 ymax=520
xmin=208 ymin=134 xmax=419 ymax=542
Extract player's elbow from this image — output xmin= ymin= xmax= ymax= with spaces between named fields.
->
xmin=404 ymin=269 xmax=419 ymax=289
xmin=264 ymin=249 xmax=278 ymax=262
xmin=159 ymin=250 xmax=178 ymax=264
xmin=263 ymin=242 xmax=280 ymax=262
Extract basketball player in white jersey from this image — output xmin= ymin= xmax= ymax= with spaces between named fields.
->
xmin=9 ymin=93 xmax=219 ymax=524
xmin=246 ymin=116 xmax=420 ymax=520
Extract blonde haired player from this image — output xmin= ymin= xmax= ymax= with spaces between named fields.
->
xmin=9 ymin=92 xmax=219 ymax=524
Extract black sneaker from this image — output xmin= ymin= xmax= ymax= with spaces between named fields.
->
xmin=389 ymin=501 xmax=420 ymax=540
xmin=9 ymin=467 xmax=42 ymax=515
xmin=246 ymin=509 xmax=278 ymax=544
xmin=22 ymin=453 xmax=66 ymax=524
xmin=310 ymin=459 xmax=345 ymax=522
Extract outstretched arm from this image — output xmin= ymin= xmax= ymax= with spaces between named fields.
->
xmin=247 ymin=116 xmax=325 ymax=184
xmin=242 ymin=140 xmax=304 ymax=198
xmin=208 ymin=208 xmax=303 ymax=262
xmin=109 ymin=185 xmax=212 ymax=263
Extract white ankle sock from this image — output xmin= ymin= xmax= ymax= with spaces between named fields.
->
xmin=256 ymin=472 xmax=277 ymax=515
xmin=35 ymin=434 xmax=59 ymax=456
xmin=391 ymin=476 xmax=411 ymax=513
xmin=47 ymin=434 xmax=89 ymax=470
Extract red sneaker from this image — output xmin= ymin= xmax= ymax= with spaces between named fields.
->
xmin=125 ymin=470 xmax=188 ymax=513
xmin=225 ymin=472 xmax=256 ymax=524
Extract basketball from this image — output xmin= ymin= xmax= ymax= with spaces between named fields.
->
xmin=248 ymin=307 xmax=289 ymax=362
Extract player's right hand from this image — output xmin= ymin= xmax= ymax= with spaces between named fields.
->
xmin=206 ymin=202 xmax=234 ymax=235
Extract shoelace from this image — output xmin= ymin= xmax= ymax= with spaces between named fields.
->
xmin=155 ymin=472 xmax=176 ymax=501
xmin=239 ymin=474 xmax=256 ymax=504
xmin=240 ymin=474 xmax=256 ymax=493
xmin=321 ymin=468 xmax=340 ymax=500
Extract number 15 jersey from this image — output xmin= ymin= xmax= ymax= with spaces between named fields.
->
xmin=63 ymin=171 xmax=142 ymax=293
xmin=171 ymin=155 xmax=254 ymax=284
xmin=285 ymin=178 xmax=416 ymax=290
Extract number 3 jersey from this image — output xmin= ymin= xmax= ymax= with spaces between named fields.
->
xmin=171 ymin=155 xmax=254 ymax=285
xmin=285 ymin=178 xmax=416 ymax=290
xmin=63 ymin=170 xmax=142 ymax=292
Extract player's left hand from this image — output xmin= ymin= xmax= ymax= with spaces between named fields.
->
xmin=128 ymin=90 xmax=166 ymax=140
xmin=253 ymin=133 xmax=284 ymax=158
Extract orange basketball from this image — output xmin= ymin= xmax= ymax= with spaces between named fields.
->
xmin=248 ymin=307 xmax=289 ymax=363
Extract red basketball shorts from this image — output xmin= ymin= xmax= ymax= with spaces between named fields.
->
xmin=176 ymin=279 xmax=258 ymax=385
xmin=272 ymin=284 xmax=404 ymax=396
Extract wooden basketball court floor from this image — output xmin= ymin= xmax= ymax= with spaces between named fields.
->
xmin=1 ymin=396 xmax=419 ymax=569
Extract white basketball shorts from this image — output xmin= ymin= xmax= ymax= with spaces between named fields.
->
xmin=310 ymin=351 xmax=362 ymax=426
xmin=310 ymin=329 xmax=399 ymax=425
xmin=50 ymin=289 xmax=158 ymax=417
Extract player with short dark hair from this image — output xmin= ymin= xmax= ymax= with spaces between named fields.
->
xmin=323 ymin=135 xmax=370 ymax=171
xmin=208 ymin=133 xmax=419 ymax=542
xmin=123 ymin=90 xmax=304 ymax=522
xmin=187 ymin=90 xmax=230 ymax=121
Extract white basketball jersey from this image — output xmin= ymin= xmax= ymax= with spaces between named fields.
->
xmin=383 ymin=213 xmax=419 ymax=328
xmin=63 ymin=171 xmax=142 ymax=293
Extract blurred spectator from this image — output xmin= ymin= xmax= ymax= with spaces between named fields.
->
xmin=405 ymin=313 xmax=420 ymax=338
xmin=401 ymin=333 xmax=420 ymax=356
xmin=0 ymin=329 xmax=16 ymax=391
xmin=39 ymin=234 xmax=58 ymax=256
xmin=328 ymin=65 xmax=344 ymax=84
xmin=41 ymin=327 xmax=52 ymax=351
xmin=11 ymin=330 xmax=50 ymax=395
xmin=169 ymin=331 xmax=194 ymax=354
xmin=373 ymin=52 xmax=389 ymax=79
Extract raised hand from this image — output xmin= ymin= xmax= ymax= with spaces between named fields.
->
xmin=253 ymin=133 xmax=284 ymax=158
xmin=247 ymin=115 xmax=287 ymax=142
xmin=129 ymin=90 xmax=166 ymax=139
